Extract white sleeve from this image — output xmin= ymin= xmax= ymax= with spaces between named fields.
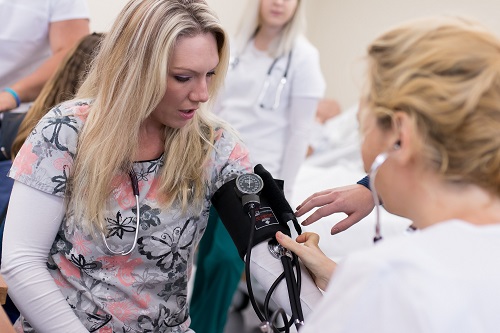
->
xmin=280 ymin=96 xmax=320 ymax=198
xmin=248 ymin=242 xmax=323 ymax=320
xmin=50 ymin=0 xmax=90 ymax=22
xmin=1 ymin=182 xmax=88 ymax=333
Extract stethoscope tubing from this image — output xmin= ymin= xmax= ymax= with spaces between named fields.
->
xmin=231 ymin=49 xmax=293 ymax=111
xmin=369 ymin=152 xmax=388 ymax=243
xmin=102 ymin=170 xmax=141 ymax=256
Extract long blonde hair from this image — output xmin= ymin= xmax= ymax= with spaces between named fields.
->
xmin=366 ymin=16 xmax=500 ymax=196
xmin=234 ymin=0 xmax=307 ymax=58
xmin=72 ymin=0 xmax=230 ymax=233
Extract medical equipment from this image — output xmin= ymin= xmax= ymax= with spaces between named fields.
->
xmin=230 ymin=50 xmax=293 ymax=111
xmin=369 ymin=147 xmax=417 ymax=243
xmin=211 ymin=165 xmax=305 ymax=332
xmin=369 ymin=152 xmax=388 ymax=243
xmin=102 ymin=170 xmax=141 ymax=256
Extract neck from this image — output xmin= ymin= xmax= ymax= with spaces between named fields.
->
xmin=253 ymin=25 xmax=282 ymax=51
xmin=404 ymin=175 xmax=500 ymax=229
xmin=136 ymin=119 xmax=165 ymax=161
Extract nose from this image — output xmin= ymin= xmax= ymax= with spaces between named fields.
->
xmin=190 ymin=78 xmax=209 ymax=103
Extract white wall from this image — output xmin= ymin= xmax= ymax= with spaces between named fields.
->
xmin=87 ymin=0 xmax=500 ymax=109
xmin=306 ymin=0 xmax=500 ymax=109
xmin=87 ymin=0 xmax=246 ymax=33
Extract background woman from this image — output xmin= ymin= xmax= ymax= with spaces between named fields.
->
xmin=1 ymin=1 xmax=251 ymax=332
xmin=189 ymin=0 xmax=325 ymax=331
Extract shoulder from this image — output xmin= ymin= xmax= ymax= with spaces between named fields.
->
xmin=212 ymin=126 xmax=244 ymax=154
xmin=34 ymin=99 xmax=92 ymax=149
xmin=288 ymin=36 xmax=325 ymax=94
xmin=211 ymin=125 xmax=250 ymax=167
xmin=42 ymin=99 xmax=91 ymax=125
xmin=292 ymin=35 xmax=321 ymax=61
xmin=334 ymin=220 xmax=476 ymax=282
xmin=48 ymin=0 xmax=90 ymax=21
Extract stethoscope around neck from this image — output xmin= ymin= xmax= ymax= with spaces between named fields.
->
xmin=230 ymin=49 xmax=293 ymax=111
xmin=101 ymin=169 xmax=141 ymax=256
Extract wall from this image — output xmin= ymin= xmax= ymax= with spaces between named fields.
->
xmin=87 ymin=0 xmax=500 ymax=109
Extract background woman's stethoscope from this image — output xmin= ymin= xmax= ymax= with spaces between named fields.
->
xmin=230 ymin=50 xmax=292 ymax=111
xmin=102 ymin=170 xmax=141 ymax=256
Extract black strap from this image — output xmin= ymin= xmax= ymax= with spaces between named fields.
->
xmin=0 ymin=204 xmax=7 ymax=228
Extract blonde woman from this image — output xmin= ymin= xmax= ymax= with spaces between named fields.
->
xmin=256 ymin=16 xmax=500 ymax=332
xmin=189 ymin=0 xmax=324 ymax=331
xmin=1 ymin=0 xmax=251 ymax=332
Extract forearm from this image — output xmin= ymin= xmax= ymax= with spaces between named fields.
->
xmin=1 ymin=182 xmax=88 ymax=332
xmin=10 ymin=18 xmax=90 ymax=104
xmin=10 ymin=51 xmax=68 ymax=103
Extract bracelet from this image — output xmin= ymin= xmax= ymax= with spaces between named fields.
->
xmin=3 ymin=87 xmax=21 ymax=108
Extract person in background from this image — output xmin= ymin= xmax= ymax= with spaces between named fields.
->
xmin=1 ymin=1 xmax=250 ymax=332
xmin=189 ymin=0 xmax=325 ymax=332
xmin=0 ymin=32 xmax=104 ymax=324
xmin=258 ymin=16 xmax=500 ymax=332
xmin=11 ymin=33 xmax=105 ymax=159
xmin=0 ymin=0 xmax=90 ymax=232
xmin=0 ymin=0 xmax=90 ymax=114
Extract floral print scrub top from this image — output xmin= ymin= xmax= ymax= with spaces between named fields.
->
xmin=8 ymin=99 xmax=252 ymax=332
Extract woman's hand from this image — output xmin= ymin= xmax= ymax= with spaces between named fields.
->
xmin=275 ymin=231 xmax=335 ymax=291
xmin=295 ymin=184 xmax=375 ymax=235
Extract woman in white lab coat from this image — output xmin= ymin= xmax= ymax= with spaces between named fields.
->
xmin=268 ymin=16 xmax=500 ymax=332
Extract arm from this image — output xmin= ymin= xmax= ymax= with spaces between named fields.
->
xmin=280 ymin=96 xmax=320 ymax=198
xmin=0 ymin=18 xmax=89 ymax=112
xmin=295 ymin=181 xmax=375 ymax=235
xmin=212 ymin=130 xmax=324 ymax=318
xmin=1 ymin=182 xmax=88 ymax=332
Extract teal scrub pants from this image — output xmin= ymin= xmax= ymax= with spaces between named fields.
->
xmin=189 ymin=206 xmax=244 ymax=333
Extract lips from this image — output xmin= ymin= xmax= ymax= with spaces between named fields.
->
xmin=178 ymin=108 xmax=196 ymax=120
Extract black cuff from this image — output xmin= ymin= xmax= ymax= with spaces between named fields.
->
xmin=356 ymin=175 xmax=371 ymax=190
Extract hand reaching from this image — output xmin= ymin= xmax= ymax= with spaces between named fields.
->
xmin=275 ymin=231 xmax=335 ymax=291
xmin=295 ymin=184 xmax=375 ymax=235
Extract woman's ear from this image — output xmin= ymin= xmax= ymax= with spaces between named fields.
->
xmin=391 ymin=112 xmax=415 ymax=165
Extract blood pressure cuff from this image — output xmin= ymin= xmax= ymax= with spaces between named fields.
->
xmin=211 ymin=177 xmax=291 ymax=260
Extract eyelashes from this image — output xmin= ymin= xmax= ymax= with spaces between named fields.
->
xmin=173 ymin=71 xmax=216 ymax=83
xmin=174 ymin=76 xmax=190 ymax=82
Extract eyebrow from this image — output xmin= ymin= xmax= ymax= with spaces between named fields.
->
xmin=170 ymin=66 xmax=217 ymax=74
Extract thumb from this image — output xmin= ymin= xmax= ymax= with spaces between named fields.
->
xmin=275 ymin=231 xmax=302 ymax=255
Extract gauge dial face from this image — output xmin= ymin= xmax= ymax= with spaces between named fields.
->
xmin=236 ymin=173 xmax=264 ymax=195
